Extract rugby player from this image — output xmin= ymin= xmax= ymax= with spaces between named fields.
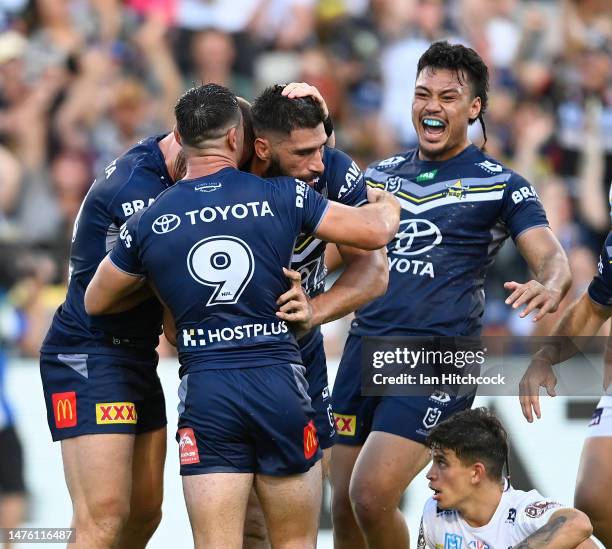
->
xmin=39 ymin=131 xmax=184 ymax=548
xmin=520 ymin=228 xmax=612 ymax=547
xmin=330 ymin=41 xmax=571 ymax=549
xmin=418 ymin=408 xmax=595 ymax=549
xmin=243 ymin=84 xmax=388 ymax=547
xmin=84 ymin=84 xmax=400 ymax=548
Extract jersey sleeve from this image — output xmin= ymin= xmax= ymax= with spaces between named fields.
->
xmin=108 ymin=209 xmax=146 ymax=276
xmin=588 ymin=233 xmax=612 ymax=307
xmin=273 ymin=177 xmax=330 ymax=236
xmin=515 ymin=491 xmax=564 ymax=539
xmin=499 ymin=174 xmax=549 ymax=241
xmin=323 ymin=147 xmax=368 ymax=206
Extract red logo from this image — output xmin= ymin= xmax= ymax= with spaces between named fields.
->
xmin=303 ymin=420 xmax=319 ymax=459
xmin=178 ymin=427 xmax=200 ymax=465
xmin=52 ymin=392 xmax=77 ymax=428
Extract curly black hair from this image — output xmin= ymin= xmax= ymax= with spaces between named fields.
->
xmin=426 ymin=407 xmax=509 ymax=481
xmin=417 ymin=41 xmax=490 ymax=148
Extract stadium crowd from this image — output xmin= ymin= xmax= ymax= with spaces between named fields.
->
xmin=0 ymin=0 xmax=610 ymax=356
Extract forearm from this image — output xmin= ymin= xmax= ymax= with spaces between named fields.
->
xmin=310 ymin=248 xmax=387 ymax=326
xmin=535 ymin=294 xmax=610 ymax=365
xmin=513 ymin=510 xmax=592 ymax=549
xmin=532 ymin=248 xmax=571 ymax=301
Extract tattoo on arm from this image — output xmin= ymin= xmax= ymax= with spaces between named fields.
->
xmin=513 ymin=516 xmax=567 ymax=548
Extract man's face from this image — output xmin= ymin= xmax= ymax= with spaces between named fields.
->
xmin=412 ymin=67 xmax=481 ymax=161
xmin=263 ymin=124 xmax=326 ymax=185
xmin=426 ymin=448 xmax=475 ymax=509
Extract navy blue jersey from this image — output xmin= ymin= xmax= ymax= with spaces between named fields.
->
xmin=589 ymin=232 xmax=612 ymax=307
xmin=351 ymin=145 xmax=549 ymax=337
xmin=291 ymin=146 xmax=367 ymax=298
xmin=109 ymin=168 xmax=329 ymax=376
xmin=42 ymin=135 xmax=172 ymax=355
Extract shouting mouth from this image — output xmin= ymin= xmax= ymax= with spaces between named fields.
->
xmin=421 ymin=117 xmax=447 ymax=141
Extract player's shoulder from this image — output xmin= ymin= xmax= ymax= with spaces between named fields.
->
xmin=96 ymin=135 xmax=170 ymax=197
xmin=365 ymin=149 xmax=416 ymax=178
xmin=512 ymin=487 xmax=564 ymax=519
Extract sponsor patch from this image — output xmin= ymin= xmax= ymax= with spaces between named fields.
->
xmin=52 ymin=392 xmax=77 ymax=429
xmin=444 ymin=533 xmax=463 ymax=549
xmin=524 ymin=500 xmax=562 ymax=519
xmin=303 ymin=420 xmax=319 ymax=459
xmin=416 ymin=169 xmax=438 ymax=182
xmin=334 ymin=413 xmax=357 ymax=436
xmin=589 ymin=407 xmax=603 ymax=427
xmin=95 ymin=402 xmax=137 ymax=424
xmin=178 ymin=427 xmax=200 ymax=465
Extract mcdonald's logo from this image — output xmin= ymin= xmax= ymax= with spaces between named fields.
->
xmin=303 ymin=420 xmax=319 ymax=459
xmin=333 ymin=413 xmax=356 ymax=436
xmin=96 ymin=402 xmax=138 ymax=424
xmin=52 ymin=392 xmax=77 ymax=428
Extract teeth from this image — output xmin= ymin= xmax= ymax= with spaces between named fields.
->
xmin=423 ymin=119 xmax=444 ymax=127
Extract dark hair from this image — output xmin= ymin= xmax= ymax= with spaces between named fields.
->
xmin=417 ymin=41 xmax=490 ymax=147
xmin=251 ymin=85 xmax=326 ymax=136
xmin=426 ymin=408 xmax=509 ymax=480
xmin=174 ymin=83 xmax=240 ymax=148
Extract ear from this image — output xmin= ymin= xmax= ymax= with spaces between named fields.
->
xmin=470 ymin=96 xmax=482 ymax=121
xmin=254 ymin=137 xmax=272 ymax=162
xmin=227 ymin=126 xmax=238 ymax=151
xmin=173 ymin=127 xmax=182 ymax=146
xmin=472 ymin=462 xmax=486 ymax=484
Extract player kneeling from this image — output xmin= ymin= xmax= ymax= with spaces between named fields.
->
xmin=418 ymin=408 xmax=595 ymax=549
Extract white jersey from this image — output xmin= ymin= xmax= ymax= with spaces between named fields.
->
xmin=418 ymin=484 xmax=564 ymax=549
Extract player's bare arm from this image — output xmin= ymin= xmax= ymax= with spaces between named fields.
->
xmin=506 ymin=226 xmax=571 ymax=322
xmin=520 ymin=292 xmax=612 ymax=422
xmin=513 ymin=509 xmax=594 ymax=549
xmin=315 ymin=187 xmax=400 ymax=250
xmin=84 ymin=255 xmax=146 ymax=316
xmin=309 ymin=245 xmax=387 ymax=327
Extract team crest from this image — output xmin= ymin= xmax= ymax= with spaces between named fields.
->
xmin=446 ymin=180 xmax=469 ymax=199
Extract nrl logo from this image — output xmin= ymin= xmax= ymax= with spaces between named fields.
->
xmin=446 ymin=180 xmax=469 ymax=199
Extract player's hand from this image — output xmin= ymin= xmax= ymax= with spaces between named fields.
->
xmin=504 ymin=280 xmax=562 ymax=322
xmin=276 ymin=267 xmax=312 ymax=339
xmin=282 ymin=82 xmax=329 ymax=118
xmin=519 ymin=358 xmax=557 ymax=422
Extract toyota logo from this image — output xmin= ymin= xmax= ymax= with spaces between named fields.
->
xmin=152 ymin=214 xmax=181 ymax=234
xmin=392 ymin=219 xmax=442 ymax=256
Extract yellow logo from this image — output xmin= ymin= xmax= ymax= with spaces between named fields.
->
xmin=334 ymin=413 xmax=357 ymax=436
xmin=95 ymin=402 xmax=138 ymax=424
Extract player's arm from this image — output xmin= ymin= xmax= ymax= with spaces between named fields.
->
xmin=314 ymin=187 xmax=400 ymax=250
xmin=506 ymin=226 xmax=571 ymax=322
xmin=162 ymin=305 xmax=176 ymax=346
xmin=309 ymin=245 xmax=388 ymax=326
xmin=513 ymin=508 xmax=594 ymax=549
xmin=519 ymin=292 xmax=612 ymax=421
xmin=276 ymin=267 xmax=313 ymax=340
xmin=84 ymin=256 xmax=147 ymax=316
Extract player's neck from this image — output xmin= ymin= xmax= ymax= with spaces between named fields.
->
xmin=184 ymin=154 xmax=237 ymax=180
xmin=418 ymin=139 xmax=472 ymax=162
xmin=458 ymin=484 xmax=504 ymax=528
xmin=249 ymin=155 xmax=267 ymax=177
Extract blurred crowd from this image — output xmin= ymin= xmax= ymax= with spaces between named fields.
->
xmin=0 ymin=0 xmax=610 ymax=358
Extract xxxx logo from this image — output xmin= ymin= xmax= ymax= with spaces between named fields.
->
xmin=333 ymin=413 xmax=356 ymax=436
xmin=95 ymin=402 xmax=137 ymax=424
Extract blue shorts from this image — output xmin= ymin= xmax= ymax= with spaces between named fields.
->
xmin=176 ymin=363 xmax=321 ymax=476
xmin=300 ymin=329 xmax=336 ymax=449
xmin=331 ymin=335 xmax=475 ymax=445
xmin=40 ymin=351 xmax=166 ymax=442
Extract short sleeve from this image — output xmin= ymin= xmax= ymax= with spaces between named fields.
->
xmin=418 ymin=498 xmax=439 ymax=548
xmin=515 ymin=492 xmax=564 ymax=538
xmin=499 ymin=174 xmax=549 ymax=241
xmin=323 ymin=147 xmax=367 ymax=206
xmin=109 ymin=209 xmax=146 ymax=276
xmin=588 ymin=233 xmax=612 ymax=307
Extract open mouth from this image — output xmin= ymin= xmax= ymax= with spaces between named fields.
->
xmin=430 ymin=487 xmax=442 ymax=500
xmin=421 ymin=118 xmax=446 ymax=139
